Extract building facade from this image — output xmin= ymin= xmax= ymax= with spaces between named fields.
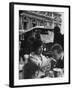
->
xmin=19 ymin=11 xmax=62 ymax=31
xmin=19 ymin=11 xmax=63 ymax=43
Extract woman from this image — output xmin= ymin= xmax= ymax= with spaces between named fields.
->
xmin=23 ymin=39 xmax=51 ymax=79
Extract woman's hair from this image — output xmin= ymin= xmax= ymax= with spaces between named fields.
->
xmin=32 ymin=39 xmax=42 ymax=52
xmin=51 ymin=43 xmax=63 ymax=54
xmin=24 ymin=61 xmax=39 ymax=79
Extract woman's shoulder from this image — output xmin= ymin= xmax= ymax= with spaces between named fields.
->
xmin=29 ymin=53 xmax=42 ymax=66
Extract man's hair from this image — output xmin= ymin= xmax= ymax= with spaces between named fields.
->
xmin=51 ymin=43 xmax=63 ymax=54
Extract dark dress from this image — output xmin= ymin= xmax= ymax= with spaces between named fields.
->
xmin=53 ymin=26 xmax=64 ymax=49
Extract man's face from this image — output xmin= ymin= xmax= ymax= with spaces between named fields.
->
xmin=53 ymin=50 xmax=61 ymax=60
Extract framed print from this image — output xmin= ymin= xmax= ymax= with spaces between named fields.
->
xmin=9 ymin=2 xmax=70 ymax=87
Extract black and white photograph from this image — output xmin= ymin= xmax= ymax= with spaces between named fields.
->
xmin=9 ymin=2 xmax=70 ymax=87
xmin=19 ymin=10 xmax=64 ymax=79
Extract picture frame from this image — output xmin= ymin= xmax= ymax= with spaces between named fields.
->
xmin=9 ymin=2 xmax=70 ymax=87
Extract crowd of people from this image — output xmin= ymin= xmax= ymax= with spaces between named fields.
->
xmin=19 ymin=26 xmax=64 ymax=79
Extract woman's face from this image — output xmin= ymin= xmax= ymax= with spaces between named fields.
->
xmin=36 ymin=45 xmax=43 ymax=55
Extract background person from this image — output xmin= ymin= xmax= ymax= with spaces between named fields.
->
xmin=54 ymin=26 xmax=64 ymax=49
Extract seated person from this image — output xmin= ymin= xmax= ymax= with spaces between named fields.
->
xmin=50 ymin=43 xmax=64 ymax=77
xmin=23 ymin=39 xmax=51 ymax=79
xmin=51 ymin=43 xmax=64 ymax=68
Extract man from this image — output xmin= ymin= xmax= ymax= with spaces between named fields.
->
xmin=51 ymin=43 xmax=64 ymax=77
